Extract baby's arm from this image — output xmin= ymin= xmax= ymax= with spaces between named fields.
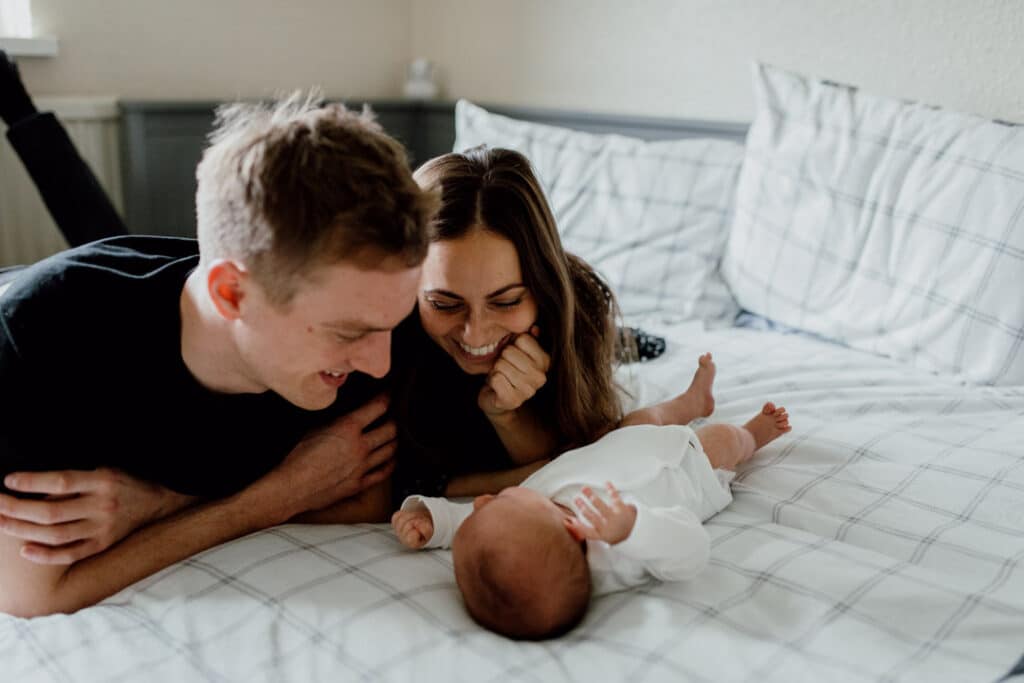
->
xmin=571 ymin=483 xmax=710 ymax=585
xmin=392 ymin=496 xmax=474 ymax=549
xmin=608 ymin=502 xmax=710 ymax=582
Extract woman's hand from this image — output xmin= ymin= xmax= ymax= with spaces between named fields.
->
xmin=391 ymin=509 xmax=434 ymax=549
xmin=0 ymin=468 xmax=197 ymax=565
xmin=564 ymin=482 xmax=637 ymax=546
xmin=478 ymin=326 xmax=550 ymax=417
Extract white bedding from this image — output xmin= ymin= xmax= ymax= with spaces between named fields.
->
xmin=4 ymin=323 xmax=1023 ymax=682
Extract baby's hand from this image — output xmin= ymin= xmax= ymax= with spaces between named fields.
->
xmin=391 ymin=509 xmax=434 ymax=549
xmin=564 ymin=482 xmax=637 ymax=546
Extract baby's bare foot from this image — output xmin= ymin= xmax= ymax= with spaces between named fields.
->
xmin=743 ymin=402 xmax=791 ymax=450
xmin=684 ymin=353 xmax=716 ymax=419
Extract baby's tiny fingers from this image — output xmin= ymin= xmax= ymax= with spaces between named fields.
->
xmin=575 ymin=496 xmax=604 ymax=528
xmin=583 ymin=487 xmax=613 ymax=517
xmin=605 ymin=482 xmax=627 ymax=509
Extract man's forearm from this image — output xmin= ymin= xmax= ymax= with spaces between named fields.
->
xmin=46 ymin=485 xmax=286 ymax=616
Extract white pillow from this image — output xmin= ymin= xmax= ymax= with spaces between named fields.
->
xmin=722 ymin=64 xmax=1024 ymax=385
xmin=454 ymin=100 xmax=743 ymax=325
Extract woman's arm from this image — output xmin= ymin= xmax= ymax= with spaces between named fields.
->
xmin=444 ymin=459 xmax=549 ymax=498
xmin=478 ymin=329 xmax=557 ymax=463
xmin=290 ymin=478 xmax=392 ymax=524
xmin=484 ymin=406 xmax=558 ymax=464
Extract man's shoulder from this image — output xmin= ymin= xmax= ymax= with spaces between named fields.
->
xmin=4 ymin=235 xmax=198 ymax=305
xmin=1 ymin=235 xmax=199 ymax=357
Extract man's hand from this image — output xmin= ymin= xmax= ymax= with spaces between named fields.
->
xmin=255 ymin=394 xmax=397 ymax=522
xmin=0 ymin=468 xmax=196 ymax=565
xmin=478 ymin=326 xmax=550 ymax=417
xmin=391 ymin=509 xmax=434 ymax=549
xmin=564 ymin=482 xmax=637 ymax=546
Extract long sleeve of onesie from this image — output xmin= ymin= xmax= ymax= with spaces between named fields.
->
xmin=586 ymin=501 xmax=710 ymax=595
xmin=400 ymin=495 xmax=474 ymax=549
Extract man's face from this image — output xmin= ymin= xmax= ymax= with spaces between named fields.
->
xmin=235 ymin=257 xmax=421 ymax=410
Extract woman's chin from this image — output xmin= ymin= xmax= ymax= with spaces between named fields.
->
xmin=447 ymin=346 xmax=496 ymax=374
xmin=455 ymin=356 xmax=493 ymax=375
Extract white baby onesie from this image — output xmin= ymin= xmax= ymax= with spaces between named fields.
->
xmin=401 ymin=424 xmax=734 ymax=595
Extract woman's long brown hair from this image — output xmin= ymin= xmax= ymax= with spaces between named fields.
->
xmin=412 ymin=146 xmax=623 ymax=449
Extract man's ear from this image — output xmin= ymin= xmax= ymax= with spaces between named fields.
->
xmin=206 ymin=259 xmax=248 ymax=320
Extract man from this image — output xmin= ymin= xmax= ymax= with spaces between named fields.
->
xmin=0 ymin=83 xmax=437 ymax=616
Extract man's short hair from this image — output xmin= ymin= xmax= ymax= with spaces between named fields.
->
xmin=195 ymin=91 xmax=437 ymax=305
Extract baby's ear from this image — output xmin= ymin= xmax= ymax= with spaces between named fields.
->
xmin=472 ymin=494 xmax=495 ymax=511
xmin=564 ymin=518 xmax=588 ymax=543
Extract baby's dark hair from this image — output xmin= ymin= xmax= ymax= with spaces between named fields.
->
xmin=453 ymin=515 xmax=592 ymax=640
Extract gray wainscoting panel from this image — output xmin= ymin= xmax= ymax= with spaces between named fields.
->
xmin=118 ymin=99 xmax=749 ymax=237
xmin=120 ymin=102 xmax=217 ymax=237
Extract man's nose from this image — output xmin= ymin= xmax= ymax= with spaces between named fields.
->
xmin=351 ymin=331 xmax=392 ymax=379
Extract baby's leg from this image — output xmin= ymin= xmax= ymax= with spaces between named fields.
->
xmin=620 ymin=353 xmax=716 ymax=428
xmin=696 ymin=402 xmax=791 ymax=471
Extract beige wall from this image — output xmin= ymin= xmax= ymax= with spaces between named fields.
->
xmin=13 ymin=1 xmax=1024 ymax=123
xmin=18 ymin=0 xmax=412 ymax=100
xmin=411 ymin=0 xmax=1024 ymax=123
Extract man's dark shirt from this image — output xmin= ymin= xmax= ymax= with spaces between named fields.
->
xmin=0 ymin=236 xmax=380 ymax=498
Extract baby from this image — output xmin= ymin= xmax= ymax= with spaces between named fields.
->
xmin=392 ymin=402 xmax=791 ymax=640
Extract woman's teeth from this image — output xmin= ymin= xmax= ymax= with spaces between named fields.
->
xmin=324 ymin=370 xmax=345 ymax=377
xmin=458 ymin=340 xmax=498 ymax=357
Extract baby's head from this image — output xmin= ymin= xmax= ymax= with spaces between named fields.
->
xmin=452 ymin=486 xmax=591 ymax=640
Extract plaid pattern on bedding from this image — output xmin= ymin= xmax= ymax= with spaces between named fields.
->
xmin=722 ymin=64 xmax=1024 ymax=386
xmin=4 ymin=324 xmax=1023 ymax=682
xmin=455 ymin=100 xmax=743 ymax=325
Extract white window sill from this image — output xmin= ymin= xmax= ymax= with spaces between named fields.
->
xmin=0 ymin=36 xmax=58 ymax=57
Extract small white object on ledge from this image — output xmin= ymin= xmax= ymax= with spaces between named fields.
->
xmin=0 ymin=35 xmax=58 ymax=57
xmin=0 ymin=0 xmax=56 ymax=57
xmin=403 ymin=58 xmax=439 ymax=100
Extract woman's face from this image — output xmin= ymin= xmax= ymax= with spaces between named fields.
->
xmin=419 ymin=228 xmax=539 ymax=375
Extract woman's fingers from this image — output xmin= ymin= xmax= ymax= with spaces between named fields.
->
xmin=500 ymin=335 xmax=549 ymax=379
xmin=488 ymin=370 xmax=518 ymax=405
xmin=514 ymin=332 xmax=550 ymax=372
xmin=500 ymin=345 xmax=536 ymax=376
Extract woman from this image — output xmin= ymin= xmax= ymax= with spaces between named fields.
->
xmin=389 ymin=146 xmax=715 ymax=504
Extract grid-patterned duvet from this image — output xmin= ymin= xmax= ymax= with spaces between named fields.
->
xmin=4 ymin=323 xmax=1023 ymax=682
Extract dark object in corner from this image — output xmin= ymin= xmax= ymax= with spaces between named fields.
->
xmin=619 ymin=327 xmax=666 ymax=363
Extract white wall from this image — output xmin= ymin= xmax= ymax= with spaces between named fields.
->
xmin=18 ymin=0 xmax=412 ymax=100
xmin=411 ymin=0 xmax=1024 ymax=123
xmin=13 ymin=1 xmax=1024 ymax=122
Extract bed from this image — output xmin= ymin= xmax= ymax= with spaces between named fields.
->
xmin=4 ymin=64 xmax=1023 ymax=682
